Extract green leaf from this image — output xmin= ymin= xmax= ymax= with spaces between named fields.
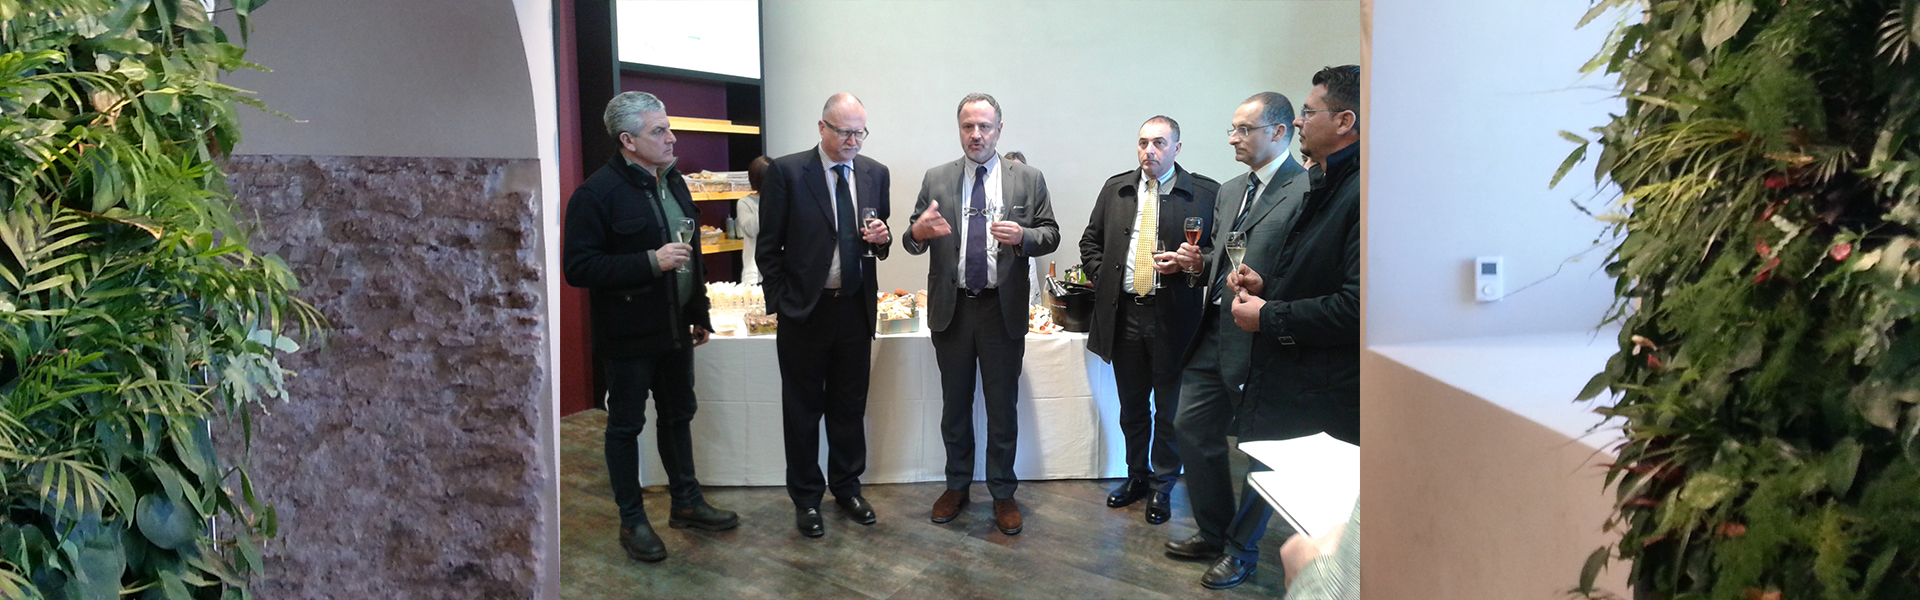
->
xmin=134 ymin=494 xmax=199 ymax=552
xmin=1578 ymin=545 xmax=1610 ymax=593
xmin=1825 ymin=438 xmax=1863 ymax=496
xmin=1702 ymin=0 xmax=1753 ymax=51
xmin=61 ymin=518 xmax=124 ymax=600
xmin=1679 ymin=472 xmax=1740 ymax=511
xmin=1553 ymin=143 xmax=1590 ymax=189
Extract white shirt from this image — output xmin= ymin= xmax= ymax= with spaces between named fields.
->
xmin=957 ymin=154 xmax=1003 ymax=288
xmin=818 ymin=146 xmax=860 ymax=289
xmin=1123 ymin=167 xmax=1177 ymax=294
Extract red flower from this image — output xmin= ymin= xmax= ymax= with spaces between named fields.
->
xmin=1646 ymin=354 xmax=1665 ymax=369
xmin=1763 ymin=174 xmax=1790 ymax=189
xmin=1830 ymin=243 xmax=1852 ymax=261
xmin=1718 ymin=522 xmax=1748 ymax=538
xmin=1754 ymin=256 xmax=1781 ymax=283
xmin=1755 ymin=238 xmax=1772 ymax=257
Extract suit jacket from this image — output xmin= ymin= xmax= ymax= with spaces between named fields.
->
xmin=562 ymin=157 xmax=712 ymax=360
xmin=903 ymin=157 xmax=1060 ymax=339
xmin=1079 ymin=164 xmax=1220 ymax=362
xmin=756 ymin=147 xmax=892 ymax=330
xmin=1178 ymin=157 xmax=1311 ymax=394
xmin=1242 ymin=143 xmax=1362 ymax=444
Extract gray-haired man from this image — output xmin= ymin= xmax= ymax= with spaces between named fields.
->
xmin=563 ymin=91 xmax=739 ymax=563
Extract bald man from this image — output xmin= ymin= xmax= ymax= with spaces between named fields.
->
xmin=756 ymin=93 xmax=893 ymax=538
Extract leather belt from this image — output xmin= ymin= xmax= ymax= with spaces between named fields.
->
xmin=1125 ymin=293 xmax=1156 ymax=306
xmin=822 ymin=288 xmax=850 ymax=298
xmin=960 ymin=287 xmax=998 ymax=299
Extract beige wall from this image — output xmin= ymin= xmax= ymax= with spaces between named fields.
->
xmin=763 ymin=0 xmax=1365 ymax=293
xmin=226 ymin=0 xmax=538 ymax=159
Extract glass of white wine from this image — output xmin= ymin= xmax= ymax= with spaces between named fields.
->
xmin=1152 ymin=240 xmax=1167 ymax=289
xmin=861 ymin=207 xmax=879 ymax=257
xmin=985 ymin=207 xmax=1005 ymax=251
xmin=674 ymin=217 xmax=697 ymax=273
xmin=1224 ymin=231 xmax=1247 ymax=273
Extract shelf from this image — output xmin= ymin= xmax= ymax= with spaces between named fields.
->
xmin=690 ymin=190 xmax=752 ymax=202
xmin=702 ymin=238 xmax=744 ymax=254
xmin=668 ymin=116 xmax=760 ymax=135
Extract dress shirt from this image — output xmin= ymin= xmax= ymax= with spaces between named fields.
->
xmin=1123 ymin=167 xmax=1178 ymax=294
xmin=957 ymin=153 xmax=1003 ymax=289
xmin=818 ymin=146 xmax=859 ymax=289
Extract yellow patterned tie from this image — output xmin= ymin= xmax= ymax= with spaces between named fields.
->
xmin=1132 ymin=178 xmax=1159 ymax=296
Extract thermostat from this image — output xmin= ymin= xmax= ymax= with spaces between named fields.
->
xmin=1475 ymin=256 xmax=1503 ymax=302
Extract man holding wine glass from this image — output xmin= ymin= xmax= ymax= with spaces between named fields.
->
xmin=1161 ymin=92 xmax=1313 ymax=590
xmin=562 ymin=91 xmax=738 ymax=564
xmin=903 ymin=93 xmax=1059 ymax=535
xmin=1078 ymin=115 xmax=1219 ymax=527
xmin=756 ymin=92 xmax=894 ymax=538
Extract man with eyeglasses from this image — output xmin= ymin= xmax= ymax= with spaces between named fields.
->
xmin=1159 ymin=92 xmax=1312 ymax=589
xmin=563 ymin=91 xmax=739 ymax=563
xmin=1079 ymin=116 xmax=1219 ymax=526
xmin=903 ymin=93 xmax=1060 ymax=535
xmin=1214 ymin=65 xmax=1364 ymax=592
xmin=757 ymin=92 xmax=893 ymax=538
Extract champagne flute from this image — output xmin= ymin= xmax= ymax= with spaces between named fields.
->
xmin=1224 ymin=231 xmax=1247 ymax=273
xmin=674 ymin=217 xmax=697 ymax=273
xmin=861 ymin=207 xmax=879 ymax=257
xmin=1182 ymin=217 xmax=1203 ymax=285
xmin=985 ymin=206 xmax=1005 ymax=251
xmin=1152 ymin=240 xmax=1166 ymax=290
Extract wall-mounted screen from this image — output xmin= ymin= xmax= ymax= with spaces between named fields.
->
xmin=616 ymin=0 xmax=760 ymax=81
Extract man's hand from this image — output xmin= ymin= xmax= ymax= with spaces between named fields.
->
xmin=1173 ymin=242 xmax=1203 ymax=272
xmin=691 ymin=325 xmax=711 ymax=346
xmin=989 ymin=220 xmax=1023 ymax=246
xmin=862 ymin=218 xmax=891 ymax=244
xmin=657 ymin=242 xmax=694 ymax=273
xmin=910 ymin=201 xmax=951 ymax=240
xmin=1152 ymin=249 xmax=1182 ymax=274
xmin=1227 ymin=264 xmax=1265 ymax=297
xmin=1232 ymin=289 xmax=1265 ymax=332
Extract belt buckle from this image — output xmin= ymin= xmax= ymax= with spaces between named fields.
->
xmin=1131 ymin=294 xmax=1153 ymax=306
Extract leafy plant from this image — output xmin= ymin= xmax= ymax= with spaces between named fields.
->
xmin=1561 ymin=0 xmax=1920 ymax=599
xmin=0 ymin=1 xmax=319 ymax=598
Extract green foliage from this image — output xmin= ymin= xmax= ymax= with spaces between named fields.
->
xmin=0 ymin=1 xmax=315 ymax=598
xmin=1565 ymin=0 xmax=1920 ymax=598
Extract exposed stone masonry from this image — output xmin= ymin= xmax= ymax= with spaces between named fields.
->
xmin=222 ymin=155 xmax=547 ymax=599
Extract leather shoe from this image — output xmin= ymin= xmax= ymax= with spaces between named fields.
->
xmin=795 ymin=506 xmax=825 ymax=538
xmin=836 ymin=495 xmax=877 ymax=525
xmin=992 ymin=498 xmax=1023 ymax=535
xmin=1106 ymin=478 xmax=1152 ymax=508
xmin=1165 ymin=533 xmax=1224 ymax=559
xmin=668 ymin=502 xmax=740 ymax=531
xmin=931 ymin=489 xmax=969 ymax=523
xmin=619 ymin=523 xmax=667 ymax=562
xmin=1200 ymin=554 xmax=1256 ymax=589
xmin=1143 ymin=491 xmax=1171 ymax=525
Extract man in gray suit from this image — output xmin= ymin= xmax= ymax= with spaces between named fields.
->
xmin=903 ymin=93 xmax=1060 ymax=536
xmin=1161 ymin=92 xmax=1311 ymax=587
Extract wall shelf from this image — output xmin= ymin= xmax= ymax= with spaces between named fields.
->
xmin=668 ymin=116 xmax=760 ymax=135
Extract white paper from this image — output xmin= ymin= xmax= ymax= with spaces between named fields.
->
xmin=1239 ymin=433 xmax=1359 ymax=538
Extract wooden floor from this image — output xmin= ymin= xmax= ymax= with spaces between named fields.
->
xmin=561 ymin=410 xmax=1295 ymax=599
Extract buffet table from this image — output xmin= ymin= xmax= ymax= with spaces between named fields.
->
xmin=633 ymin=330 xmax=1128 ymax=486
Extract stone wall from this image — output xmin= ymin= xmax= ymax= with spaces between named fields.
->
xmin=223 ymin=155 xmax=548 ymax=599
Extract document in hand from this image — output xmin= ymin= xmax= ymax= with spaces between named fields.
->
xmin=1238 ymin=433 xmax=1360 ymax=538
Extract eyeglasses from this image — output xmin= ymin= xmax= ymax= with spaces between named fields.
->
xmin=824 ymin=121 xmax=869 ymax=141
xmin=1300 ymin=108 xmax=1350 ymax=119
xmin=1228 ymin=123 xmax=1280 ymax=138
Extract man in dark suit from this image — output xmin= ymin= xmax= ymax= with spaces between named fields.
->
xmin=1207 ymin=66 xmax=1365 ymax=588
xmin=1160 ymin=92 xmax=1312 ymax=581
xmin=757 ymin=93 xmax=893 ymax=538
xmin=903 ymin=93 xmax=1060 ymax=536
xmin=1079 ymin=116 xmax=1219 ymax=525
xmin=562 ymin=91 xmax=739 ymax=564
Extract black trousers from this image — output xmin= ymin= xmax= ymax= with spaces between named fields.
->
xmin=604 ymin=347 xmax=703 ymax=529
xmin=777 ymin=291 xmax=872 ymax=508
xmin=1112 ymin=297 xmax=1184 ymax=493
xmin=930 ymin=289 xmax=1025 ymax=499
xmin=1175 ymin=309 xmax=1291 ymax=557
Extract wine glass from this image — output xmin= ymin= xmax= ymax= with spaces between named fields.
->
xmin=1224 ymin=231 xmax=1247 ymax=273
xmin=861 ymin=207 xmax=879 ymax=257
xmin=1182 ymin=216 xmax=1203 ymax=282
xmin=674 ymin=217 xmax=697 ymax=273
xmin=1152 ymin=240 xmax=1167 ymax=289
xmin=985 ymin=206 xmax=1005 ymax=251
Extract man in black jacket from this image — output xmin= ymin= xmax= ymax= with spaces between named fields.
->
xmin=562 ymin=91 xmax=739 ymax=564
xmin=1204 ymin=65 xmax=1365 ymax=590
xmin=1079 ymin=116 xmax=1218 ymax=525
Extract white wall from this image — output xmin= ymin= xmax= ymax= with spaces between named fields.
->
xmin=226 ymin=0 xmax=537 ymax=159
xmin=763 ymin=0 xmax=1364 ymax=293
xmin=1365 ymin=0 xmax=1620 ymax=345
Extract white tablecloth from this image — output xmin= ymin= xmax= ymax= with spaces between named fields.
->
xmin=635 ymin=330 xmax=1127 ymax=486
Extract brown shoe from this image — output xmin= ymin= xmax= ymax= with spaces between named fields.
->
xmin=992 ymin=498 xmax=1023 ymax=535
xmin=931 ymin=489 xmax=969 ymax=523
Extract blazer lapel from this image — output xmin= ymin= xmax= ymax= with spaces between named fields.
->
xmin=804 ymin=151 xmax=836 ymax=230
xmin=1238 ymin=159 xmax=1306 ymax=232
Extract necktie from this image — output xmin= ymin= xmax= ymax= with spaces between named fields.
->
xmin=1132 ymin=178 xmax=1159 ymax=296
xmin=834 ymin=164 xmax=861 ymax=285
xmin=1216 ymin=173 xmax=1261 ymax=301
xmin=964 ymin=165 xmax=989 ymax=295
